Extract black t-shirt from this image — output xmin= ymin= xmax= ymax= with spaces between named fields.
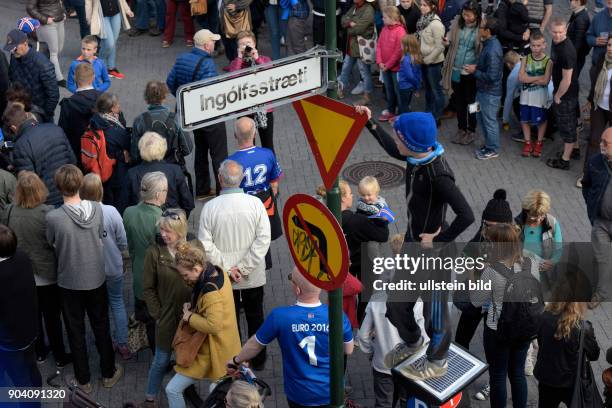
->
xmin=100 ymin=0 xmax=120 ymax=17
xmin=551 ymin=38 xmax=579 ymax=101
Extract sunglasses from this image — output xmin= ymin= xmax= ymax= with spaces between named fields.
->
xmin=162 ymin=210 xmax=181 ymax=220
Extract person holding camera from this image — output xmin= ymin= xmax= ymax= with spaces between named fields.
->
xmin=228 ymin=31 xmax=276 ymax=153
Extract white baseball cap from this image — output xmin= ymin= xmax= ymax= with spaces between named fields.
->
xmin=194 ymin=29 xmax=221 ymax=46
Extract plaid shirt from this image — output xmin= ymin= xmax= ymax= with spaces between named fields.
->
xmin=290 ymin=0 xmax=310 ymax=19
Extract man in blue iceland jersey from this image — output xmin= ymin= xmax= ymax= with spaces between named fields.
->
xmin=228 ymin=117 xmax=283 ymax=270
xmin=227 ymin=267 xmax=354 ymax=408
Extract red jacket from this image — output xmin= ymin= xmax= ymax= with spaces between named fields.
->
xmin=342 ymin=273 xmax=363 ymax=328
xmin=376 ymin=23 xmax=407 ymax=72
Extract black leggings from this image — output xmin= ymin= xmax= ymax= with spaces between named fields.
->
xmin=537 ymin=383 xmax=573 ymax=408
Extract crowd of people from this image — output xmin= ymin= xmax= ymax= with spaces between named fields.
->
xmin=0 ymin=0 xmax=611 ymax=407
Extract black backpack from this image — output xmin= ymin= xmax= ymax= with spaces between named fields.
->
xmin=142 ymin=111 xmax=193 ymax=166
xmin=494 ymin=257 xmax=544 ymax=345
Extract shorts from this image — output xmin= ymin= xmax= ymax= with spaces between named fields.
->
xmin=553 ymin=98 xmax=578 ymax=143
xmin=520 ymin=105 xmax=548 ymax=125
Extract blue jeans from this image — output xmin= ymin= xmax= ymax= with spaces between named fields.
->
xmin=105 ymin=274 xmax=128 ymax=346
xmin=135 ymin=0 xmax=166 ymax=30
xmin=166 ymin=373 xmax=197 ymax=408
xmin=422 ymin=62 xmax=445 ymax=118
xmin=264 ymin=5 xmax=282 ymax=60
xmin=99 ymin=13 xmax=122 ymax=69
xmin=146 ymin=347 xmax=172 ymax=398
xmin=476 ymin=91 xmax=501 ymax=152
xmin=339 ymin=55 xmax=373 ymax=94
xmin=195 ymin=0 xmax=219 ymax=33
xmin=398 ymin=88 xmax=414 ymax=113
xmin=382 ymin=70 xmax=400 ymax=114
xmin=483 ymin=326 xmax=529 ymax=408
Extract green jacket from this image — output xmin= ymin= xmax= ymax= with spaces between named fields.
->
xmin=123 ymin=202 xmax=162 ymax=299
xmin=143 ymin=239 xmax=204 ymax=351
xmin=341 ymin=3 xmax=375 ymax=58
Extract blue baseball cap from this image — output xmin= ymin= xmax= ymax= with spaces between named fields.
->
xmin=392 ymin=112 xmax=438 ymax=153
xmin=4 ymin=29 xmax=27 ymax=52
xmin=17 ymin=17 xmax=41 ymax=34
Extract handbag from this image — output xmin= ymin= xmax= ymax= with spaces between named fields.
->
xmin=190 ymin=0 xmax=208 ymax=16
xmin=127 ymin=314 xmax=149 ymax=354
xmin=222 ymin=8 xmax=252 ymax=39
xmin=357 ymin=29 xmax=377 ymax=64
xmin=570 ymin=321 xmax=604 ymax=408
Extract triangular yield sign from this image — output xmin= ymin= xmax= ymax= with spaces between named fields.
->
xmin=292 ymin=95 xmax=369 ymax=189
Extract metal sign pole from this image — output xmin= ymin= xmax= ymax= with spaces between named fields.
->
xmin=324 ymin=1 xmax=344 ymax=407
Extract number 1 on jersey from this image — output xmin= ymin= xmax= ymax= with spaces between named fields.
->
xmin=299 ymin=335 xmax=318 ymax=366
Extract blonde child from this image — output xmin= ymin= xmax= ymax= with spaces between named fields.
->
xmin=358 ymin=234 xmax=427 ymax=408
xmin=376 ymin=7 xmax=407 ymax=122
xmin=397 ymin=34 xmax=422 ymax=114
xmin=356 ymin=176 xmax=395 ymax=224
xmin=66 ymin=35 xmax=111 ymax=94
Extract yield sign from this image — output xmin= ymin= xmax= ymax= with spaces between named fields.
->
xmin=292 ymin=95 xmax=369 ymax=189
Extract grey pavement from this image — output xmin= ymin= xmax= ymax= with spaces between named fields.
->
xmin=2 ymin=0 xmax=611 ymax=406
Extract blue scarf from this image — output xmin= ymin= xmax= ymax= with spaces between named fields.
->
xmin=407 ymin=142 xmax=445 ymax=165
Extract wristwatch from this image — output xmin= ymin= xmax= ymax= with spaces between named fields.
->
xmin=232 ymin=355 xmax=241 ymax=365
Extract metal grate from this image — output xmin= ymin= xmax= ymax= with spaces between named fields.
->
xmin=414 ymin=350 xmax=476 ymax=392
xmin=342 ymin=161 xmax=405 ymax=189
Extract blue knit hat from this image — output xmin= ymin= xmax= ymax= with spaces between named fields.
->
xmin=392 ymin=112 xmax=438 ymax=153
xmin=17 ymin=17 xmax=41 ymax=34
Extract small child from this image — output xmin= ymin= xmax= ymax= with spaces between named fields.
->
xmin=397 ymin=34 xmax=422 ymax=114
xmin=502 ymin=51 xmax=522 ymax=131
xmin=518 ymin=31 xmax=552 ymax=158
xmin=66 ymin=35 xmax=111 ymax=94
xmin=356 ymin=176 xmax=396 ymax=224
xmin=357 ymin=234 xmax=427 ymax=408
xmin=376 ymin=6 xmax=407 ymax=122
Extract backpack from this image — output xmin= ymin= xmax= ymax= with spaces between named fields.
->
xmin=494 ymin=257 xmax=544 ymax=345
xmin=81 ymin=128 xmax=116 ymax=183
xmin=142 ymin=111 xmax=193 ymax=165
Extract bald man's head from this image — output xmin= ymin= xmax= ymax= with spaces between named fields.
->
xmin=235 ymin=117 xmax=257 ymax=146
xmin=601 ymin=128 xmax=612 ymax=160
xmin=290 ymin=267 xmax=321 ymax=298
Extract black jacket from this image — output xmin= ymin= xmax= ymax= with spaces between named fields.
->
xmin=398 ymin=4 xmax=421 ymax=34
xmin=58 ymin=89 xmax=103 ymax=163
xmin=27 ymin=0 xmax=65 ymax=23
xmin=494 ymin=0 xmax=527 ymax=51
xmin=0 ymin=250 xmax=38 ymax=351
xmin=127 ymin=160 xmax=195 ymax=217
xmin=342 ymin=209 xmax=389 ymax=277
xmin=587 ymin=52 xmax=610 ymax=108
xmin=367 ymin=120 xmax=475 ymax=242
xmin=568 ymin=8 xmax=591 ymax=61
xmin=9 ymin=47 xmax=59 ymax=122
xmin=12 ymin=119 xmax=76 ymax=206
xmin=0 ymin=52 xmax=8 ymax=127
xmin=582 ymin=153 xmax=612 ymax=224
xmin=534 ymin=311 xmax=600 ymax=388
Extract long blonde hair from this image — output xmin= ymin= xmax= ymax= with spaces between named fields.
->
xmin=545 ymin=302 xmax=587 ymax=340
xmin=401 ymin=34 xmax=423 ymax=65
xmin=383 ymin=6 xmax=406 ymax=26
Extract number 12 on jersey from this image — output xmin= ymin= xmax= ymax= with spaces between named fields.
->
xmin=299 ymin=335 xmax=318 ymax=366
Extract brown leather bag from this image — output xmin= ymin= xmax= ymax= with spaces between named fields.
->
xmin=190 ymin=0 xmax=208 ymax=16
xmin=222 ymin=8 xmax=251 ymax=38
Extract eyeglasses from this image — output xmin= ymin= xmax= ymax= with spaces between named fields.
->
xmin=162 ymin=210 xmax=181 ymax=220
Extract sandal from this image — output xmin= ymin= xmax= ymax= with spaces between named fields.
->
xmin=162 ymin=41 xmax=171 ymax=48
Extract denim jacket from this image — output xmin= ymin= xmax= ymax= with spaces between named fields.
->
xmin=475 ymin=36 xmax=504 ymax=96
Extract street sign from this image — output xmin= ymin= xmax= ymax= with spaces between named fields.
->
xmin=407 ymin=393 xmax=462 ymax=408
xmin=282 ymin=194 xmax=349 ymax=291
xmin=177 ymin=48 xmax=340 ymax=130
xmin=292 ymin=95 xmax=369 ymax=190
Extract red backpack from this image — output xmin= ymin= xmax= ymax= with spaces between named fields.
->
xmin=81 ymin=128 xmax=116 ymax=182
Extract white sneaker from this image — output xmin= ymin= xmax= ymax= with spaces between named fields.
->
xmin=280 ymin=36 xmax=285 ymax=46
xmin=576 ymin=174 xmax=583 ymax=188
xmin=474 ymin=383 xmax=490 ymax=400
xmin=351 ymin=82 xmax=365 ymax=95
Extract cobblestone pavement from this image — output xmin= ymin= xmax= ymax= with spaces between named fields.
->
xmin=2 ymin=0 xmax=611 ymax=406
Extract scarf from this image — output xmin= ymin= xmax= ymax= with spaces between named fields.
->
xmin=415 ymin=12 xmax=436 ymax=39
xmin=102 ymin=112 xmax=125 ymax=129
xmin=593 ymin=53 xmax=612 ymax=110
xmin=407 ymin=142 xmax=445 ymax=165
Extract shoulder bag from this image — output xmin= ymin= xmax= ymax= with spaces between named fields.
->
xmin=570 ymin=321 xmax=604 ymax=408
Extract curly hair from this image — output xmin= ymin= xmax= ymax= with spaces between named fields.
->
xmin=175 ymin=240 xmax=208 ymax=270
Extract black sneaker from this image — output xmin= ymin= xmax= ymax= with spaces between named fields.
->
xmin=546 ymin=157 xmax=570 ymax=170
xmin=571 ymin=148 xmax=581 ymax=160
xmin=128 ymin=28 xmax=148 ymax=37
xmin=149 ymin=27 xmax=162 ymax=36
xmin=56 ymin=353 xmax=72 ymax=369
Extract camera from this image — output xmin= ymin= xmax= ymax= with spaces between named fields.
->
xmin=243 ymin=45 xmax=254 ymax=66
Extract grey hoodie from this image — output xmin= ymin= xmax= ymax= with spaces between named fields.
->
xmin=46 ymin=200 xmax=106 ymax=290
